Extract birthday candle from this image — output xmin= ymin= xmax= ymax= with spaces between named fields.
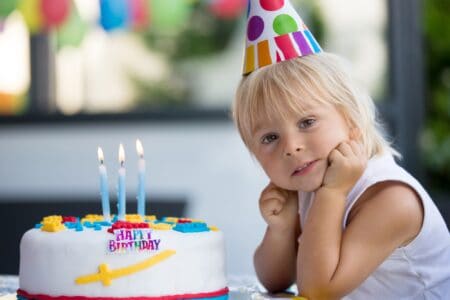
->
xmin=117 ymin=144 xmax=126 ymax=221
xmin=97 ymin=147 xmax=110 ymax=222
xmin=136 ymin=139 xmax=146 ymax=217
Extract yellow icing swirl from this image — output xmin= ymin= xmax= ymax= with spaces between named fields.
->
xmin=75 ymin=250 xmax=176 ymax=286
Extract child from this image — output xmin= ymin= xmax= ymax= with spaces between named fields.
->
xmin=232 ymin=1 xmax=450 ymax=299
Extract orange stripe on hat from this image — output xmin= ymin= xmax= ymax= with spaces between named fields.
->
xmin=244 ymin=45 xmax=255 ymax=74
xmin=257 ymin=40 xmax=272 ymax=68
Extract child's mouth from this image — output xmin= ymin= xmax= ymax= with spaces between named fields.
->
xmin=292 ymin=160 xmax=318 ymax=176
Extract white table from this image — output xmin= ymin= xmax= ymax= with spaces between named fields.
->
xmin=0 ymin=276 xmax=17 ymax=297
xmin=0 ymin=275 xmax=302 ymax=300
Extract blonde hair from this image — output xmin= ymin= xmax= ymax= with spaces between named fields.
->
xmin=233 ymin=52 xmax=400 ymax=158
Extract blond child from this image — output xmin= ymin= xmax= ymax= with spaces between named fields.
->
xmin=233 ymin=1 xmax=450 ymax=299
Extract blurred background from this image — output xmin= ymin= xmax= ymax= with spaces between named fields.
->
xmin=0 ymin=0 xmax=448 ymax=277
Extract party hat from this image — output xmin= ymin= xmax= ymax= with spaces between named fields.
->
xmin=243 ymin=0 xmax=322 ymax=75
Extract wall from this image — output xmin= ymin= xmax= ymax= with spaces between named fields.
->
xmin=0 ymin=121 xmax=267 ymax=276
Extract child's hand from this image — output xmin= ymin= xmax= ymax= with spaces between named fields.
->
xmin=259 ymin=183 xmax=298 ymax=231
xmin=321 ymin=140 xmax=367 ymax=197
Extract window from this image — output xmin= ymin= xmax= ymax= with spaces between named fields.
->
xmin=0 ymin=0 xmax=423 ymax=177
xmin=0 ymin=0 xmax=247 ymax=116
xmin=1 ymin=0 xmax=389 ymax=116
xmin=0 ymin=11 xmax=30 ymax=115
xmin=318 ymin=0 xmax=388 ymax=102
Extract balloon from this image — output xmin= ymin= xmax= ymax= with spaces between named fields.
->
xmin=41 ymin=0 xmax=71 ymax=29
xmin=129 ymin=0 xmax=149 ymax=30
xmin=150 ymin=0 xmax=192 ymax=32
xmin=0 ymin=0 xmax=18 ymax=18
xmin=57 ymin=1 xmax=87 ymax=48
xmin=18 ymin=0 xmax=43 ymax=34
xmin=209 ymin=0 xmax=247 ymax=20
xmin=99 ymin=0 xmax=128 ymax=31
xmin=0 ymin=92 xmax=24 ymax=116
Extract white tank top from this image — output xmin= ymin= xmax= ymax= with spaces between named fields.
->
xmin=298 ymin=154 xmax=450 ymax=299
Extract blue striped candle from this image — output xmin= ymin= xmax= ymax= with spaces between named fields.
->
xmin=136 ymin=139 xmax=146 ymax=217
xmin=97 ymin=147 xmax=110 ymax=222
xmin=117 ymin=144 xmax=126 ymax=220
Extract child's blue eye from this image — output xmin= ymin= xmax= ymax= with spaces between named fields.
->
xmin=299 ymin=118 xmax=316 ymax=129
xmin=261 ymin=134 xmax=278 ymax=144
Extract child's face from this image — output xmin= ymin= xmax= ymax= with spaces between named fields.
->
xmin=251 ymin=101 xmax=352 ymax=192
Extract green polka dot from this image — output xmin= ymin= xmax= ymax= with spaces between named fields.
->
xmin=273 ymin=14 xmax=298 ymax=35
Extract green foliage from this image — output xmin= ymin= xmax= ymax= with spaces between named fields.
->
xmin=134 ymin=3 xmax=240 ymax=105
xmin=422 ymin=0 xmax=450 ymax=191
xmin=141 ymin=3 xmax=238 ymax=61
xmin=131 ymin=74 xmax=191 ymax=109
xmin=134 ymin=0 xmax=324 ymax=107
xmin=294 ymin=0 xmax=325 ymax=44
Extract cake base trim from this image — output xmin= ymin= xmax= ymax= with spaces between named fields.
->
xmin=17 ymin=288 xmax=229 ymax=300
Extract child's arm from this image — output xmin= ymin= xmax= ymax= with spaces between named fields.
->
xmin=254 ymin=183 xmax=300 ymax=292
xmin=297 ymin=141 xmax=423 ymax=299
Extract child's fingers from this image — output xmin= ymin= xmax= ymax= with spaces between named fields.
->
xmin=350 ymin=141 xmax=367 ymax=164
xmin=328 ymin=148 xmax=344 ymax=164
xmin=262 ymin=182 xmax=289 ymax=201
xmin=349 ymin=140 xmax=362 ymax=156
xmin=262 ymin=182 xmax=286 ymax=195
xmin=262 ymin=189 xmax=287 ymax=204
xmin=339 ymin=142 xmax=355 ymax=157
xmin=261 ymin=197 xmax=284 ymax=216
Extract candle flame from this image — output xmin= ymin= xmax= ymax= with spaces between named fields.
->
xmin=119 ymin=144 xmax=125 ymax=164
xmin=98 ymin=147 xmax=104 ymax=164
xmin=136 ymin=139 xmax=144 ymax=157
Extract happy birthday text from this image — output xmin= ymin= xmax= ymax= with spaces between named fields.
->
xmin=108 ymin=228 xmax=161 ymax=253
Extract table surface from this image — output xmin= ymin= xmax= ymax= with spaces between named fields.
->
xmin=0 ymin=275 xmax=302 ymax=300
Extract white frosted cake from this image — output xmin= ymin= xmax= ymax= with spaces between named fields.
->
xmin=18 ymin=215 xmax=228 ymax=300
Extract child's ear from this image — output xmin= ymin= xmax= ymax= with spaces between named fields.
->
xmin=343 ymin=115 xmax=360 ymax=140
xmin=349 ymin=127 xmax=361 ymax=140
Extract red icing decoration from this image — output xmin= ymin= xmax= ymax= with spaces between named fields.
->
xmin=17 ymin=288 xmax=229 ymax=300
xmin=178 ymin=219 xmax=192 ymax=223
xmin=62 ymin=216 xmax=77 ymax=223
xmin=107 ymin=221 xmax=149 ymax=234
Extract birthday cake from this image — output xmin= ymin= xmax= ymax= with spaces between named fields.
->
xmin=17 ymin=214 xmax=228 ymax=300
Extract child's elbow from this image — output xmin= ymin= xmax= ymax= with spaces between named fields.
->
xmin=260 ymin=277 xmax=295 ymax=294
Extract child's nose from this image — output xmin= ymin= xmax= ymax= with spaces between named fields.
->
xmin=286 ymin=147 xmax=301 ymax=156
xmin=284 ymin=138 xmax=303 ymax=156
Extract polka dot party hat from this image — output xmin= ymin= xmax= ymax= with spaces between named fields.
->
xmin=243 ymin=0 xmax=322 ymax=75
